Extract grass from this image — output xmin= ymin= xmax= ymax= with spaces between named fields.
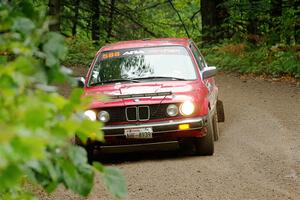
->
xmin=202 ymin=43 xmax=300 ymax=78
xmin=64 ymin=38 xmax=98 ymax=67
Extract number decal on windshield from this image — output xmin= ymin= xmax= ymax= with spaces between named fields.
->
xmin=102 ymin=52 xmax=120 ymax=59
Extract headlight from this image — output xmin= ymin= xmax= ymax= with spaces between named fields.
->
xmin=180 ymin=101 xmax=195 ymax=116
xmin=166 ymin=104 xmax=179 ymax=117
xmin=97 ymin=110 xmax=110 ymax=122
xmin=84 ymin=110 xmax=96 ymax=121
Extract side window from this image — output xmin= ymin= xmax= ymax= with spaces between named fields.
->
xmin=190 ymin=43 xmax=205 ymax=70
xmin=198 ymin=52 xmax=208 ymax=68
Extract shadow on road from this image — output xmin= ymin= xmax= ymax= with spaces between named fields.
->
xmin=93 ymin=149 xmax=195 ymax=164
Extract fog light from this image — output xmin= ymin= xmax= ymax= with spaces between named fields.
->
xmin=179 ymin=124 xmax=190 ymax=130
xmin=97 ymin=110 xmax=110 ymax=122
xmin=166 ymin=104 xmax=179 ymax=117
xmin=84 ymin=110 xmax=96 ymax=121
xmin=180 ymin=101 xmax=195 ymax=116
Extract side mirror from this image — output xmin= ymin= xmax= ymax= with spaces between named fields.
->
xmin=202 ymin=66 xmax=217 ymax=79
xmin=75 ymin=77 xmax=85 ymax=88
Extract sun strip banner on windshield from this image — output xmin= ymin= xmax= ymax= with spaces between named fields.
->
xmin=100 ymin=46 xmax=188 ymax=61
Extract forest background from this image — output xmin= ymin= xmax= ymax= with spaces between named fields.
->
xmin=49 ymin=0 xmax=300 ymax=77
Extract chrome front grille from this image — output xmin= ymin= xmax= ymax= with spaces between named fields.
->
xmin=96 ymin=104 xmax=182 ymax=124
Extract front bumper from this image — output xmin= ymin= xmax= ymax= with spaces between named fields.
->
xmin=87 ymin=116 xmax=208 ymax=153
xmin=102 ymin=116 xmax=208 ymax=137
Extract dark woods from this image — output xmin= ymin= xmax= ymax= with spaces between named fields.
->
xmin=47 ymin=0 xmax=300 ymax=46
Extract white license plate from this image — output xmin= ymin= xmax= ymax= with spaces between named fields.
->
xmin=124 ymin=127 xmax=153 ymax=139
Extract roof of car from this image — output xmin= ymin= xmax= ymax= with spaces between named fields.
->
xmin=98 ymin=38 xmax=191 ymax=52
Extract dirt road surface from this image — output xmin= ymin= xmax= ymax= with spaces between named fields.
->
xmin=39 ymin=73 xmax=300 ymax=200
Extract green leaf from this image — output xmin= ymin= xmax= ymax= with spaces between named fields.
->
xmin=94 ymin=162 xmax=127 ymax=199
xmin=49 ymin=93 xmax=67 ymax=109
xmin=43 ymin=32 xmax=67 ymax=67
xmin=75 ymin=167 xmax=94 ymax=196
xmin=70 ymin=88 xmax=83 ymax=105
xmin=0 ymin=55 xmax=7 ymax=64
xmin=78 ymin=119 xmax=103 ymax=142
xmin=101 ymin=167 xmax=127 ymax=199
xmin=23 ymin=106 xmax=49 ymax=129
xmin=60 ymin=158 xmax=78 ymax=188
xmin=61 ymin=159 xmax=94 ymax=196
xmin=0 ymin=164 xmax=22 ymax=189
xmin=12 ymin=17 xmax=35 ymax=35
xmin=93 ymin=161 xmax=104 ymax=172
xmin=68 ymin=146 xmax=88 ymax=166
xmin=44 ymin=181 xmax=59 ymax=193
xmin=0 ymin=1 xmax=127 ymax=198
xmin=11 ymin=136 xmax=46 ymax=160
xmin=43 ymin=159 xmax=60 ymax=183
xmin=56 ymin=146 xmax=95 ymax=196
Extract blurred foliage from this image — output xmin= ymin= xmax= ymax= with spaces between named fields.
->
xmin=0 ymin=1 xmax=126 ymax=199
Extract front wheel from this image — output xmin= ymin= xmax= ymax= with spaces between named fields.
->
xmin=194 ymin=116 xmax=214 ymax=156
xmin=85 ymin=144 xmax=94 ymax=164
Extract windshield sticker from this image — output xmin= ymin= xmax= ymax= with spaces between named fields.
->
xmin=123 ymin=50 xmax=145 ymax=55
xmin=102 ymin=51 xmax=120 ymax=59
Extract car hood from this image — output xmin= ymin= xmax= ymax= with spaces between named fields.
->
xmin=84 ymin=81 xmax=200 ymax=108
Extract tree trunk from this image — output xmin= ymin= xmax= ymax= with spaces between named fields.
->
xmin=295 ymin=0 xmax=300 ymax=43
xmin=215 ymin=0 xmax=229 ymax=40
xmin=271 ymin=0 xmax=282 ymax=21
xmin=246 ymin=0 xmax=261 ymax=45
xmin=106 ymin=0 xmax=115 ymax=42
xmin=284 ymin=0 xmax=294 ymax=45
xmin=91 ymin=0 xmax=100 ymax=43
xmin=247 ymin=0 xmax=259 ymax=36
xmin=72 ymin=0 xmax=80 ymax=36
xmin=201 ymin=0 xmax=217 ymax=45
xmin=270 ymin=0 xmax=282 ymax=44
xmin=48 ymin=0 xmax=61 ymax=32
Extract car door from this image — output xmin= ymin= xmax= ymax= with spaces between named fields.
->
xmin=190 ymin=42 xmax=218 ymax=113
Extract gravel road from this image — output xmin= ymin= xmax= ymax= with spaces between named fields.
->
xmin=40 ymin=72 xmax=300 ymax=200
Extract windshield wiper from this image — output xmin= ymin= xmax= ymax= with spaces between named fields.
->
xmin=90 ymin=78 xmax=140 ymax=86
xmin=134 ymin=76 xmax=187 ymax=81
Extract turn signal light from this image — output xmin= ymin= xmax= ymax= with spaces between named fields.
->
xmin=178 ymin=124 xmax=190 ymax=130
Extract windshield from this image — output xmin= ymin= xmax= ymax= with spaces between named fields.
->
xmin=88 ymin=46 xmax=197 ymax=85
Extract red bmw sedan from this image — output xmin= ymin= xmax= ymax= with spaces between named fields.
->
xmin=77 ymin=38 xmax=225 ymax=157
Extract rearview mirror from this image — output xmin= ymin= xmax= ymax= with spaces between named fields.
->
xmin=202 ymin=66 xmax=217 ymax=79
xmin=75 ymin=77 xmax=85 ymax=88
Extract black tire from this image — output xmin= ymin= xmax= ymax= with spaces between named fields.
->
xmin=86 ymin=144 xmax=94 ymax=164
xmin=195 ymin=116 xmax=214 ymax=156
xmin=212 ymin=112 xmax=220 ymax=141
xmin=178 ymin=139 xmax=195 ymax=155
xmin=217 ymin=100 xmax=225 ymax=122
